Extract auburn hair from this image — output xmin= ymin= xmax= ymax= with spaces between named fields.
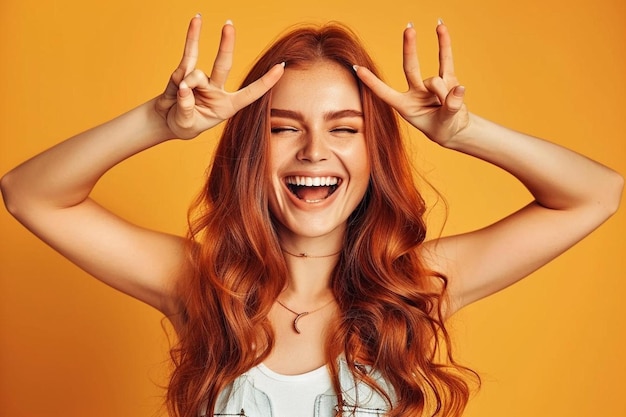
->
xmin=167 ymin=23 xmax=477 ymax=417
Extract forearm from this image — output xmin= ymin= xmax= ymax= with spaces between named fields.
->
xmin=1 ymin=98 xmax=175 ymax=215
xmin=447 ymin=114 xmax=623 ymax=215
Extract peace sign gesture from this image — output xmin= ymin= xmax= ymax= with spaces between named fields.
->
xmin=355 ymin=22 xmax=469 ymax=147
xmin=155 ymin=15 xmax=285 ymax=139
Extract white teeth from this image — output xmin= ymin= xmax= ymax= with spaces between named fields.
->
xmin=286 ymin=176 xmax=339 ymax=186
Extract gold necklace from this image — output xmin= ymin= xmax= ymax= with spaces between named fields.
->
xmin=281 ymin=248 xmax=342 ymax=258
xmin=275 ymin=298 xmax=335 ymax=334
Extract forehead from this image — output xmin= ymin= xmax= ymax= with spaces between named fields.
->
xmin=270 ymin=60 xmax=362 ymax=113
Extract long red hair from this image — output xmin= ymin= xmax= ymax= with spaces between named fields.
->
xmin=168 ymin=23 xmax=477 ymax=417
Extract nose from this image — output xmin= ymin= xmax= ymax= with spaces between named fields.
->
xmin=296 ymin=132 xmax=330 ymax=162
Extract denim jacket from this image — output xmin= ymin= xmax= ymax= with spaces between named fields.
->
xmin=201 ymin=358 xmax=394 ymax=416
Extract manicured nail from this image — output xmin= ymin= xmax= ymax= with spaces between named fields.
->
xmin=352 ymin=64 xmax=359 ymax=72
xmin=407 ymin=22 xmax=414 ymax=28
xmin=281 ymin=62 xmax=286 ymax=67
xmin=225 ymin=19 xmax=233 ymax=25
xmin=453 ymin=85 xmax=466 ymax=96
xmin=437 ymin=18 xmax=444 ymax=25
xmin=180 ymin=81 xmax=189 ymax=89
xmin=195 ymin=13 xmax=202 ymax=19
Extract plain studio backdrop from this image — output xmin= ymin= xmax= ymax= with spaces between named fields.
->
xmin=1 ymin=0 xmax=624 ymax=416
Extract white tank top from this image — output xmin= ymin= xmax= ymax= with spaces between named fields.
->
xmin=247 ymin=363 xmax=332 ymax=417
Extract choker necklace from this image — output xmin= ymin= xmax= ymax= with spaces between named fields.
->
xmin=275 ymin=298 xmax=335 ymax=334
xmin=282 ymin=249 xmax=342 ymax=259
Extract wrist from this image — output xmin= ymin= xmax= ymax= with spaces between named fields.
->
xmin=145 ymin=97 xmax=179 ymax=143
xmin=444 ymin=113 xmax=489 ymax=152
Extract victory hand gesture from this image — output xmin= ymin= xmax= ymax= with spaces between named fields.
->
xmin=155 ymin=16 xmax=284 ymax=139
xmin=355 ymin=22 xmax=469 ymax=147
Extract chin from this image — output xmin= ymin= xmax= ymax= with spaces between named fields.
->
xmin=274 ymin=218 xmax=347 ymax=241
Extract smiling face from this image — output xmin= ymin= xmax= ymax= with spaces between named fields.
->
xmin=268 ymin=60 xmax=370 ymax=247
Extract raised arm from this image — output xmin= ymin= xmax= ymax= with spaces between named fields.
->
xmin=355 ymin=22 xmax=623 ymax=314
xmin=0 ymin=16 xmax=284 ymax=315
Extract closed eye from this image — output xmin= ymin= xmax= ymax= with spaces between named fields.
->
xmin=271 ymin=127 xmax=299 ymax=134
xmin=331 ymin=127 xmax=359 ymax=134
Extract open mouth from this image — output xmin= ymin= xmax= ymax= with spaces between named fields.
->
xmin=285 ymin=176 xmax=341 ymax=203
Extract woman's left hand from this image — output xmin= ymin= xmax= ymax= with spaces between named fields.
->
xmin=355 ymin=22 xmax=469 ymax=147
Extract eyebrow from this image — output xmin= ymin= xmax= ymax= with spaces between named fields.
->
xmin=270 ymin=108 xmax=363 ymax=121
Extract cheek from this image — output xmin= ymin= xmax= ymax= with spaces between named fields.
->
xmin=350 ymin=142 xmax=371 ymax=185
xmin=268 ymin=139 xmax=291 ymax=169
xmin=345 ymin=156 xmax=371 ymax=209
xmin=356 ymin=147 xmax=372 ymax=201
xmin=266 ymin=152 xmax=288 ymax=216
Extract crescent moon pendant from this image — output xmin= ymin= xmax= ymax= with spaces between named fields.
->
xmin=293 ymin=312 xmax=310 ymax=334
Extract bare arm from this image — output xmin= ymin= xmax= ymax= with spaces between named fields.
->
xmin=355 ymin=22 xmax=623 ymax=313
xmin=0 ymin=16 xmax=284 ymax=315
xmin=422 ymin=114 xmax=623 ymax=311
xmin=1 ymin=99 xmax=186 ymax=313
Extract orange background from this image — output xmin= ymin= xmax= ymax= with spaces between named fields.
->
xmin=1 ymin=0 xmax=625 ymax=416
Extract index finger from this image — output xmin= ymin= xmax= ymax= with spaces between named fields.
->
xmin=177 ymin=14 xmax=202 ymax=77
xmin=403 ymin=24 xmax=425 ymax=89
xmin=209 ymin=21 xmax=235 ymax=89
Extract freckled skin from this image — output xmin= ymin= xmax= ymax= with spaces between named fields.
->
xmin=268 ymin=61 xmax=370 ymax=247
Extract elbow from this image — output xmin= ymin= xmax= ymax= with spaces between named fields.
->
xmin=0 ymin=170 xmax=20 ymax=217
xmin=601 ymin=170 xmax=624 ymax=218
xmin=0 ymin=169 xmax=31 ymax=221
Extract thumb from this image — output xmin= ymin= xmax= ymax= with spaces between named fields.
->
xmin=444 ymin=85 xmax=466 ymax=115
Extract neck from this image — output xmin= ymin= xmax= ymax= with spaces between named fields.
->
xmin=278 ymin=233 xmax=342 ymax=302
xmin=282 ymin=254 xmax=337 ymax=301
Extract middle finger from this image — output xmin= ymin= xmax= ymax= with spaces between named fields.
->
xmin=178 ymin=14 xmax=202 ymax=77
xmin=436 ymin=21 xmax=456 ymax=80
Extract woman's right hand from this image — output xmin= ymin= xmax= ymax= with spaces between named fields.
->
xmin=155 ymin=15 xmax=285 ymax=139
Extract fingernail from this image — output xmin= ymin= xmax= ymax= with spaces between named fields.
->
xmin=225 ymin=19 xmax=233 ymax=25
xmin=195 ymin=13 xmax=202 ymax=19
xmin=437 ymin=18 xmax=444 ymax=25
xmin=180 ymin=81 xmax=189 ymax=89
xmin=352 ymin=64 xmax=359 ymax=72
xmin=407 ymin=22 xmax=414 ymax=28
xmin=281 ymin=61 xmax=286 ymax=67
xmin=453 ymin=85 xmax=465 ymax=97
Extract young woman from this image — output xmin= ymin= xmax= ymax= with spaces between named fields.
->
xmin=1 ymin=15 xmax=622 ymax=417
